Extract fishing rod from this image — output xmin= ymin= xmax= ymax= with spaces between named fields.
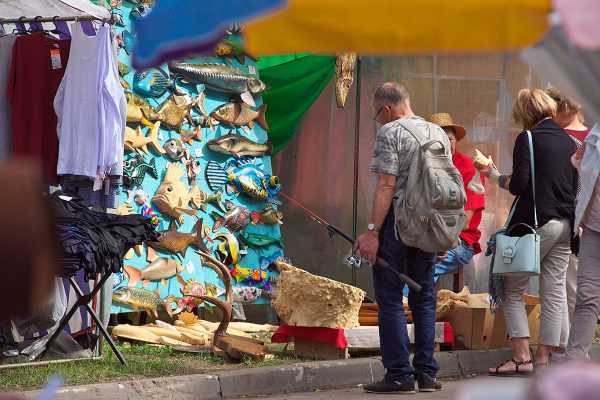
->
xmin=280 ymin=192 xmax=422 ymax=293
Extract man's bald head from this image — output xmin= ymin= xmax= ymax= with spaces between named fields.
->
xmin=372 ymin=82 xmax=413 ymax=125
xmin=374 ymin=82 xmax=410 ymax=108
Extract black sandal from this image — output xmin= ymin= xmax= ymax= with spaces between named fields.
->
xmin=488 ymin=358 xmax=534 ymax=377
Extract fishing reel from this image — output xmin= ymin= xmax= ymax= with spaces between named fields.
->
xmin=344 ymin=251 xmax=372 ymax=269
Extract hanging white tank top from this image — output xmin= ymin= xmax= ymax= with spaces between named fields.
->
xmin=55 ymin=22 xmax=126 ymax=181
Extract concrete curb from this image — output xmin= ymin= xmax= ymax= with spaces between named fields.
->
xmin=22 ymin=345 xmax=600 ymax=399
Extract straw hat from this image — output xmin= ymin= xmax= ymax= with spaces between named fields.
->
xmin=426 ymin=112 xmax=467 ymax=141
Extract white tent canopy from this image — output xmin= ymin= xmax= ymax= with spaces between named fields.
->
xmin=0 ymin=0 xmax=109 ymax=20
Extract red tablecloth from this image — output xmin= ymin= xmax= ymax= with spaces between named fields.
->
xmin=443 ymin=321 xmax=454 ymax=345
xmin=272 ymin=322 xmax=454 ymax=349
xmin=272 ymin=325 xmax=348 ymax=349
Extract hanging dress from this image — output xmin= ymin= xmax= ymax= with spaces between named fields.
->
xmin=54 ymin=22 xmax=125 ymax=184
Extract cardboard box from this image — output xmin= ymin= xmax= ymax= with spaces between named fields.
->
xmin=445 ymin=295 xmax=540 ymax=350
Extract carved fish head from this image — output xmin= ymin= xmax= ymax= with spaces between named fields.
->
xmin=335 ymin=77 xmax=353 ymax=109
xmin=266 ymin=175 xmax=281 ymax=196
xmin=176 ymin=262 xmax=186 ymax=274
xmin=213 ymin=104 xmax=235 ymax=121
xmin=112 ymin=287 xmax=132 ymax=302
xmin=130 ymin=3 xmax=153 ymax=20
xmin=215 ymin=41 xmax=232 ymax=57
xmin=189 ymin=158 xmax=201 ymax=175
xmin=247 ymin=78 xmax=266 ymax=94
xmin=163 ymin=138 xmax=186 ymax=160
xmin=152 ymin=163 xmax=188 ymax=215
xmin=334 ymin=53 xmax=357 ymax=109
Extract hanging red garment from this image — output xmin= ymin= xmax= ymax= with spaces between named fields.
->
xmin=7 ymin=32 xmax=71 ymax=184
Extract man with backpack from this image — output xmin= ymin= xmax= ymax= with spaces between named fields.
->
xmin=355 ymin=82 xmax=465 ymax=394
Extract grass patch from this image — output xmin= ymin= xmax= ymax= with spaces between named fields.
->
xmin=0 ymin=339 xmax=306 ymax=393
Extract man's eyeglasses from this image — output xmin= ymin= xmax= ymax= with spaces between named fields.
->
xmin=373 ymin=106 xmax=385 ymax=122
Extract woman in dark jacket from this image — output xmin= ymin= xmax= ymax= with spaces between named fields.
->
xmin=478 ymin=88 xmax=577 ymax=375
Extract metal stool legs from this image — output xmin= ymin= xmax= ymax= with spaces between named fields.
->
xmin=39 ymin=273 xmax=127 ymax=366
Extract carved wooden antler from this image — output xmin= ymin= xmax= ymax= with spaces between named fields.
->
xmin=193 ymin=250 xmax=232 ymax=336
xmin=191 ymin=251 xmax=268 ymax=361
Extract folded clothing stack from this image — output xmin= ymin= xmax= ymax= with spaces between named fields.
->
xmin=47 ymin=191 xmax=158 ymax=280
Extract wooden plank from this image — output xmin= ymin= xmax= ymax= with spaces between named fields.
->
xmin=293 ymin=338 xmax=349 ymax=360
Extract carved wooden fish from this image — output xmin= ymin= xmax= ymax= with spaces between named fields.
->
xmin=120 ymin=76 xmax=131 ymax=90
xmin=124 ymin=247 xmax=185 ymax=288
xmin=163 ymin=138 xmax=186 ymax=161
xmin=207 ymin=133 xmax=272 ymax=158
xmin=214 ymin=39 xmax=258 ymax=65
xmin=199 ymin=188 xmax=226 ymax=213
xmin=205 ymin=157 xmax=281 ymax=204
xmin=168 ymin=62 xmax=265 ymax=107
xmin=238 ymin=230 xmax=284 ymax=249
xmin=154 ymin=94 xmax=195 ymax=132
xmin=211 ymin=231 xmax=247 ymax=265
xmin=334 ymin=53 xmax=357 ymax=109
xmin=258 ymin=204 xmax=283 ymax=225
xmin=147 ymin=219 xmax=209 ymax=257
xmin=118 ymin=61 xmax=131 ymax=76
xmin=125 ymin=91 xmax=157 ymax=127
xmin=211 ymin=200 xmax=260 ymax=233
xmin=152 ymin=162 xmax=202 ymax=224
xmin=124 ymin=122 xmax=165 ymax=155
xmin=210 ymin=102 xmax=268 ymax=130
xmin=112 ymin=286 xmax=174 ymax=317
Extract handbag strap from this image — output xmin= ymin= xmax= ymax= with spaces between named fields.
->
xmin=503 ymin=131 xmax=538 ymax=229
xmin=504 ymin=198 xmax=519 ymax=229
xmin=526 ymin=130 xmax=538 ymax=229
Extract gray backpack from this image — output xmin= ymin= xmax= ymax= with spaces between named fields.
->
xmin=394 ymin=120 xmax=467 ymax=253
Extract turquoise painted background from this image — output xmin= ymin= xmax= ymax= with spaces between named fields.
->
xmin=111 ymin=3 xmax=283 ymax=314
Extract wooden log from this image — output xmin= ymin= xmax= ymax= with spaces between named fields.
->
xmin=360 ymin=303 xmax=379 ymax=311
xmin=213 ymin=335 xmax=268 ymax=362
xmin=358 ymin=316 xmax=379 ymax=326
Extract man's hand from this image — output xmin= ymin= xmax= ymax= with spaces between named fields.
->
xmin=354 ymin=231 xmax=379 ymax=265
xmin=436 ymin=252 xmax=448 ymax=263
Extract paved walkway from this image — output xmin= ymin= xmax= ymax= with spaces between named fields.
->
xmin=242 ymin=376 xmax=530 ymax=400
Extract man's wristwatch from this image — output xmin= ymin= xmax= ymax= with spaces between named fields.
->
xmin=367 ymin=223 xmax=379 ymax=233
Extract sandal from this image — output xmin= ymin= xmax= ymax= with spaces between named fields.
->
xmin=488 ymin=358 xmax=534 ymax=377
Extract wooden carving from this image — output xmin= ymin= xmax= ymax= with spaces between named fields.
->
xmin=190 ymin=251 xmax=268 ymax=361
xmin=334 ymin=53 xmax=357 ymax=109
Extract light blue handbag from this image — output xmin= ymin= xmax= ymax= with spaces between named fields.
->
xmin=492 ymin=131 xmax=541 ymax=277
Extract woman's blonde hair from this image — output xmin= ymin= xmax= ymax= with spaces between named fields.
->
xmin=545 ymin=86 xmax=585 ymax=125
xmin=512 ymin=88 xmax=557 ymax=130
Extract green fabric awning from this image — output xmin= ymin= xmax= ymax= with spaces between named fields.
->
xmin=259 ymin=55 xmax=335 ymax=154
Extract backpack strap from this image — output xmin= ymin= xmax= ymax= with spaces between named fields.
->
xmin=399 ymin=118 xmax=449 ymax=156
xmin=398 ymin=119 xmax=429 ymax=143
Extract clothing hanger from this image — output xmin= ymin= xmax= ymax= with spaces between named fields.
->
xmin=50 ymin=16 xmax=71 ymax=39
xmin=33 ymin=16 xmax=57 ymax=38
xmin=12 ymin=17 xmax=29 ymax=35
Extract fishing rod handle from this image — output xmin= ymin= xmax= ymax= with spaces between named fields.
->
xmin=375 ymin=256 xmax=423 ymax=293
xmin=327 ymin=225 xmax=355 ymax=244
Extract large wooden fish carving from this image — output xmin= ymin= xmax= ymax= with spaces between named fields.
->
xmin=334 ymin=53 xmax=357 ymax=109
xmin=152 ymin=162 xmax=202 ymax=224
xmin=147 ymin=219 xmax=209 ymax=257
xmin=124 ymin=248 xmax=184 ymax=288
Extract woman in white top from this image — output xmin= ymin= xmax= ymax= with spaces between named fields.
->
xmin=565 ymin=124 xmax=600 ymax=360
